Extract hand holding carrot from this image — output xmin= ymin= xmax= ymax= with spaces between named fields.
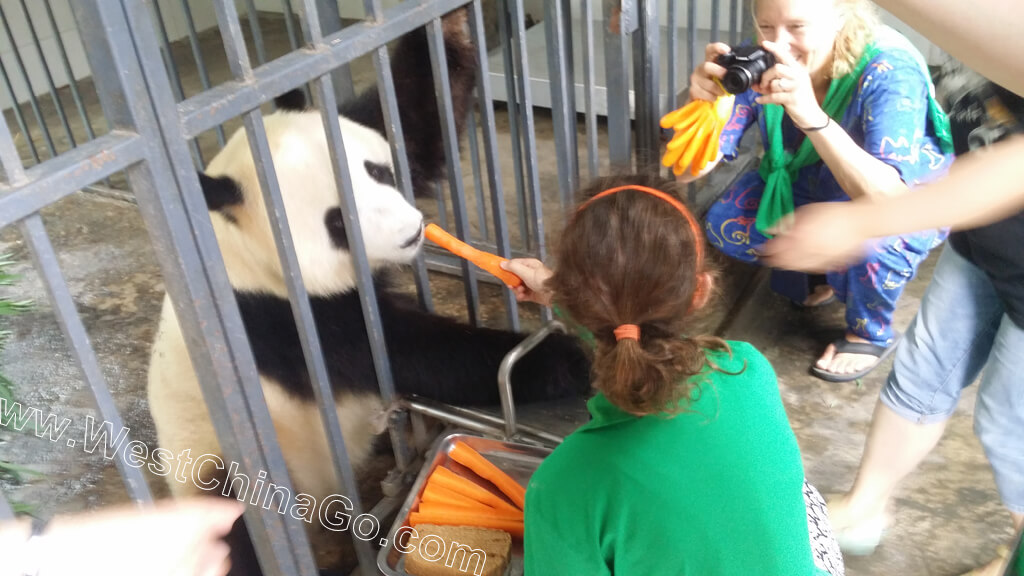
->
xmin=500 ymin=259 xmax=554 ymax=307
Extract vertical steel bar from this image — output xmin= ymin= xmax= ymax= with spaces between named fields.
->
xmin=496 ymin=1 xmax=531 ymax=251
xmin=311 ymin=0 xmax=355 ymax=105
xmin=20 ymin=215 xmax=154 ymax=503
xmin=688 ymin=0 xmax=698 ymax=97
xmin=179 ymin=0 xmax=226 ymax=147
xmin=731 ymin=0 xmax=740 ymax=45
xmin=150 ymin=0 xmax=187 ymax=101
xmin=0 ymin=4 xmax=57 ymax=158
xmin=604 ymin=0 xmax=632 ymax=170
xmin=280 ymin=0 xmax=301 ymax=50
xmin=711 ymin=0 xmax=721 ymax=43
xmin=360 ymin=0 xmax=422 ymax=478
xmin=109 ymin=0 xmax=319 ymax=573
xmin=466 ymin=108 xmax=490 ymax=242
xmin=427 ymin=17 xmax=481 ymax=326
xmin=43 ymin=0 xmax=97 ymax=142
xmin=508 ymin=0 xmax=550 ymax=323
xmin=467 ymin=0 xmax=519 ymax=331
xmin=0 ymin=95 xmax=28 ymax=183
xmin=150 ymin=0 xmax=205 ymax=169
xmin=668 ymin=0 xmax=679 ymax=109
xmin=296 ymin=1 xmax=400 ymax=570
xmin=0 ymin=57 xmax=40 ymax=163
xmin=361 ymin=0 xmax=433 ymax=316
xmin=581 ymin=0 xmax=599 ymax=179
xmin=18 ymin=0 xmax=75 ymax=150
xmin=242 ymin=0 xmax=268 ymax=65
xmin=544 ymin=0 xmax=579 ymax=211
xmin=633 ymin=0 xmax=660 ymax=169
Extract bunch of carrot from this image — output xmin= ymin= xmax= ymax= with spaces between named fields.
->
xmin=660 ymin=93 xmax=735 ymax=177
xmin=407 ymin=441 xmax=526 ymax=538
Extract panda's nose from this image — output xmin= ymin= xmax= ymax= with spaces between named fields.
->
xmin=400 ymin=221 xmax=424 ymax=249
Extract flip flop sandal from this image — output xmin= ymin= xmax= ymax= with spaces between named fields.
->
xmin=810 ymin=332 xmax=903 ymax=383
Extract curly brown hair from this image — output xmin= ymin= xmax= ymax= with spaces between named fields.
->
xmin=548 ymin=173 xmax=731 ymax=416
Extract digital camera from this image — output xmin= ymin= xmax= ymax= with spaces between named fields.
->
xmin=716 ymin=46 xmax=777 ymax=94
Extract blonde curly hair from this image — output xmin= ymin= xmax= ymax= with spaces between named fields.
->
xmin=753 ymin=0 xmax=880 ymax=79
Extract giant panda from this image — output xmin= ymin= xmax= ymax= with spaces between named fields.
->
xmin=146 ymin=9 xmax=590 ymax=575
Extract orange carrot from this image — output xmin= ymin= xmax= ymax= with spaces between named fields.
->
xmin=428 ymin=466 xmax=519 ymax=512
xmin=449 ymin=441 xmax=526 ymax=510
xmin=417 ymin=502 xmax=523 ymax=521
xmin=408 ymin=510 xmax=525 ymax=539
xmin=423 ymin=224 xmax=522 ymax=288
xmin=421 ymin=482 xmax=496 ymax=510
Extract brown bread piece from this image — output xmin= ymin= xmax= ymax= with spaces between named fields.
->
xmin=404 ymin=524 xmax=512 ymax=576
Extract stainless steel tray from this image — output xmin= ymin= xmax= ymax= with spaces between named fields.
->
xmin=377 ymin=431 xmax=552 ymax=576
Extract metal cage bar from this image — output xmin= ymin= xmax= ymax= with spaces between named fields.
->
xmin=604 ymin=0 xmax=632 ymax=169
xmin=581 ymin=0 xmax=599 ymax=179
xmin=42 ymin=0 xmax=97 ymax=143
xmin=427 ymin=17 xmax=482 ymax=326
xmin=545 ymin=0 xmax=579 ymax=211
xmin=0 ymin=56 xmax=40 ymax=163
xmin=633 ymin=0 xmax=661 ymax=168
xmin=467 ymin=0 xmax=520 ymax=332
xmin=496 ymin=1 xmax=531 ymax=252
xmin=99 ymin=1 xmax=324 ymax=573
xmin=179 ymin=0 xmax=226 ymax=147
xmin=17 ymin=0 xmax=76 ymax=151
xmin=0 ymin=3 xmax=57 ymax=158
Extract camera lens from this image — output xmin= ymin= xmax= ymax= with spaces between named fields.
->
xmin=722 ymin=68 xmax=754 ymax=94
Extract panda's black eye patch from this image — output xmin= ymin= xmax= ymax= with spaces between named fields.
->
xmin=324 ymin=207 xmax=348 ymax=250
xmin=364 ymin=160 xmax=396 ymax=188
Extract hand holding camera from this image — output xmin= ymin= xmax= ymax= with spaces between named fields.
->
xmin=691 ymin=40 xmax=828 ymax=132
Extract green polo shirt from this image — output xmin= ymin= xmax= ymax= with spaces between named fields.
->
xmin=524 ymin=341 xmax=825 ymax=575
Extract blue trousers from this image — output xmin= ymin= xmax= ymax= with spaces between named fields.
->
xmin=705 ymin=171 xmax=945 ymax=347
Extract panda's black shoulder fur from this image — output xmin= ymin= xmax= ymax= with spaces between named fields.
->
xmin=234 ymin=277 xmax=591 ymax=406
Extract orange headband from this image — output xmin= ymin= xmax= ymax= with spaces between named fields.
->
xmin=577 ymin=185 xmax=707 ymax=317
xmin=576 ymin=185 xmax=705 ymax=273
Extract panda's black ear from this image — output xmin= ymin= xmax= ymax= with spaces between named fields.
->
xmin=197 ymin=172 xmax=243 ymax=213
xmin=274 ymin=88 xmax=307 ymax=112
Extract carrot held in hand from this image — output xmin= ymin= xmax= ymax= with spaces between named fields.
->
xmin=428 ymin=466 xmax=519 ymax=512
xmin=417 ymin=502 xmax=523 ymax=521
xmin=408 ymin=510 xmax=525 ymax=539
xmin=424 ymin=224 xmax=523 ymax=288
xmin=449 ymin=441 xmax=526 ymax=510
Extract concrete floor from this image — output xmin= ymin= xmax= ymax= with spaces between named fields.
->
xmin=0 ymin=11 xmax=1015 ymax=576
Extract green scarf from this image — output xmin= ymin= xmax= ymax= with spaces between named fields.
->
xmin=756 ymin=37 xmax=954 ymax=236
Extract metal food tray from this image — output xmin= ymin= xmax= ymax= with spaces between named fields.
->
xmin=377 ymin=431 xmax=551 ymax=576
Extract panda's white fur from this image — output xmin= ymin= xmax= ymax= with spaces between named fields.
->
xmin=204 ymin=112 xmax=424 ymax=297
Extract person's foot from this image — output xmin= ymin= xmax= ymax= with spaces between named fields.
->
xmin=960 ymin=545 xmax=1010 ymax=576
xmin=816 ymin=333 xmax=884 ymax=377
xmin=801 ymin=284 xmax=836 ymax=307
xmin=827 ymin=494 xmax=889 ymax=556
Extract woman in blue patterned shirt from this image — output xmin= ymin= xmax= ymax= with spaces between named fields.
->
xmin=683 ymin=0 xmax=953 ymax=382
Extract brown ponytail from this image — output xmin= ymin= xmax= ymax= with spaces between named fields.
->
xmin=550 ymin=173 xmax=732 ymax=416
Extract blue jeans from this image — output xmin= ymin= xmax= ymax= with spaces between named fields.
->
xmin=881 ymin=245 xmax=1024 ymax=513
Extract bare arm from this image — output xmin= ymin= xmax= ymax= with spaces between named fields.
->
xmin=859 ymin=134 xmax=1024 ymax=234
xmin=874 ymin=0 xmax=1024 ymax=95
xmin=761 ymin=135 xmax=1024 ymax=272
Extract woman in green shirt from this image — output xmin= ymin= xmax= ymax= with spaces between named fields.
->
xmin=502 ymin=174 xmax=842 ymax=575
